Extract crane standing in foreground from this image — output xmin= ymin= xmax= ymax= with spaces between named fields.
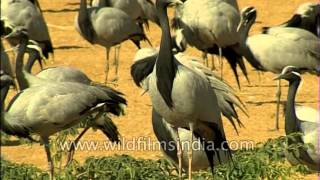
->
xmin=1 ymin=29 xmax=127 ymax=179
xmin=23 ymin=46 xmax=125 ymax=166
xmin=144 ymin=0 xmax=232 ymax=178
xmin=239 ymin=8 xmax=319 ymax=130
xmin=132 ymin=49 xmax=248 ymax=170
xmin=76 ymin=0 xmax=150 ymax=83
xmin=274 ymin=66 xmax=319 ymax=170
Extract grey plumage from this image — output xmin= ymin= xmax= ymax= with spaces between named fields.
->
xmin=91 ymin=0 xmax=160 ymax=27
xmin=76 ymin=0 xmax=150 ymax=83
xmin=1 ymin=0 xmax=53 ymax=59
xmin=132 ymin=48 xmax=246 ymax=131
xmin=132 ymin=48 xmax=247 ymax=170
xmin=24 ymin=47 xmax=126 ymax=165
xmin=2 ymin=29 xmax=127 ymax=178
xmin=274 ymin=66 xmax=319 ymax=171
xmin=140 ymin=0 xmax=232 ymax=178
xmin=171 ymin=0 xmax=252 ymax=87
xmin=237 ymin=7 xmax=320 ymax=130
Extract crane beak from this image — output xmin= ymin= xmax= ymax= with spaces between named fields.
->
xmin=273 ymin=75 xmax=282 ymax=80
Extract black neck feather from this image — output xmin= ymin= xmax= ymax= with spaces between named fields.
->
xmin=281 ymin=14 xmax=302 ymax=28
xmin=79 ymin=0 xmax=95 ymax=43
xmin=25 ymin=48 xmax=41 ymax=73
xmin=155 ymin=2 xmax=177 ymax=109
xmin=0 ymin=85 xmax=10 ymax=111
xmin=285 ymin=77 xmax=317 ymax=168
xmin=131 ymin=55 xmax=156 ymax=87
xmin=285 ymin=78 xmax=300 ymax=134
xmin=15 ymin=38 xmax=30 ymax=90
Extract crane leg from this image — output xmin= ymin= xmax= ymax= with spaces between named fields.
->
xmin=275 ymin=79 xmax=281 ymax=130
xmin=219 ymin=47 xmax=223 ymax=80
xmin=173 ymin=127 xmax=183 ymax=179
xmin=188 ymin=123 xmax=194 ymax=180
xmin=65 ymin=127 xmax=90 ymax=167
xmin=105 ymin=48 xmax=110 ymax=84
xmin=202 ymin=52 xmax=208 ymax=67
xmin=257 ymin=71 xmax=262 ymax=86
xmin=210 ymin=55 xmax=216 ymax=70
xmin=113 ymin=45 xmax=120 ymax=82
xmin=42 ymin=137 xmax=54 ymax=180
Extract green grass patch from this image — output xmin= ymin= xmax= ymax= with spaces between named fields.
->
xmin=1 ymin=134 xmax=312 ymax=179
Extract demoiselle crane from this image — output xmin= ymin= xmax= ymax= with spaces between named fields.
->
xmin=23 ymin=46 xmax=126 ymax=166
xmin=76 ymin=0 xmax=151 ymax=83
xmin=274 ymin=66 xmax=319 ymax=170
xmin=138 ymin=0 xmax=233 ymax=178
xmin=1 ymin=28 xmax=127 ymax=179
xmin=235 ymin=7 xmax=320 ymax=130
xmin=91 ymin=0 xmax=160 ymax=28
xmin=171 ymin=0 xmax=262 ymax=87
xmin=132 ymin=49 xmax=248 ymax=170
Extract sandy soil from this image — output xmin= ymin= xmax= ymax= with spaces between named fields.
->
xmin=1 ymin=0 xmax=318 ymax=179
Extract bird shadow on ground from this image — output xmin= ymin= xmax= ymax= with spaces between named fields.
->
xmin=1 ymin=140 xmax=23 ymax=146
xmin=54 ymin=45 xmax=86 ymax=50
xmin=246 ymin=100 xmax=317 ymax=106
xmin=66 ymin=2 xmax=80 ymax=6
xmin=245 ymin=84 xmax=289 ymax=88
xmin=42 ymin=8 xmax=79 ymax=13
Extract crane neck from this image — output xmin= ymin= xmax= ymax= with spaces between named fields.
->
xmin=236 ymin=20 xmax=264 ymax=71
xmin=155 ymin=2 xmax=177 ymax=109
xmin=15 ymin=37 xmax=31 ymax=90
xmin=285 ymin=77 xmax=301 ymax=134
xmin=79 ymin=0 xmax=95 ymax=43
xmin=25 ymin=48 xmax=40 ymax=73
xmin=0 ymin=85 xmax=10 ymax=111
xmin=284 ymin=76 xmax=317 ymax=167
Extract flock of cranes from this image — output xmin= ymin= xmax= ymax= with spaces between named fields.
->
xmin=0 ymin=0 xmax=319 ymax=179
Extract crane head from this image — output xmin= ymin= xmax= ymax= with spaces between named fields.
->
xmin=274 ymin=66 xmax=301 ymax=81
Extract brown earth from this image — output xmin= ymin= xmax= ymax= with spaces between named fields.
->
xmin=1 ymin=0 xmax=319 ymax=179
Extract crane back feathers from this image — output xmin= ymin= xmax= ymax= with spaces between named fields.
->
xmin=130 ymin=55 xmax=156 ymax=87
xmin=207 ymin=45 xmax=249 ymax=88
xmin=93 ymin=114 xmax=121 ymax=143
xmin=262 ymin=14 xmax=302 ymax=34
xmin=193 ymin=121 xmax=232 ymax=171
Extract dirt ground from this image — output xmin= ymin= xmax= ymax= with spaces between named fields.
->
xmin=1 ymin=0 xmax=319 ymax=179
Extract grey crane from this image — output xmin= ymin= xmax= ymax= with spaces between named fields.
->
xmin=24 ymin=46 xmax=125 ymax=166
xmin=1 ymin=29 xmax=127 ymax=179
xmin=171 ymin=0 xmax=261 ymax=87
xmin=132 ymin=49 xmax=248 ymax=170
xmin=91 ymin=0 xmax=160 ymax=28
xmin=12 ymin=33 xmax=127 ymax=166
xmin=134 ymin=0 xmax=233 ymax=178
xmin=235 ymin=7 xmax=320 ymax=130
xmin=274 ymin=66 xmax=319 ymax=170
xmin=76 ymin=0 xmax=150 ymax=83
xmin=263 ymin=2 xmax=320 ymax=36
xmin=1 ymin=0 xmax=53 ymax=59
